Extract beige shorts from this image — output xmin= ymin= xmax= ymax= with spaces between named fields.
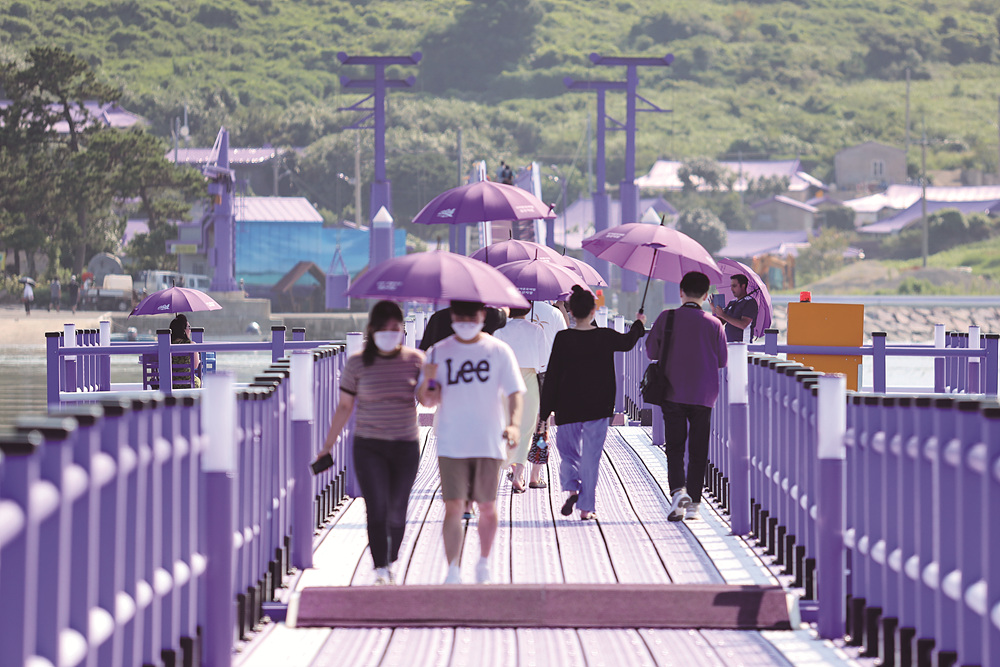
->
xmin=438 ymin=457 xmax=504 ymax=503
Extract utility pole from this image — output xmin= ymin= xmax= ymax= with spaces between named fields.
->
xmin=904 ymin=68 xmax=911 ymax=162
xmin=921 ymin=117 xmax=928 ymax=267
xmin=586 ymin=115 xmax=593 ymax=197
xmin=452 ymin=127 xmax=464 ymax=253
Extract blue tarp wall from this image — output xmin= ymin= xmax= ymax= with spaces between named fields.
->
xmin=235 ymin=222 xmax=407 ymax=286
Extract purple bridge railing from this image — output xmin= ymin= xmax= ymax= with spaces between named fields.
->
xmin=2 ymin=326 xmax=355 ymax=667
xmin=619 ymin=323 xmax=1000 ymax=666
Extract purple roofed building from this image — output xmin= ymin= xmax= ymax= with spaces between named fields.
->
xmin=0 ymin=100 xmax=146 ymax=132
xmin=844 ymin=184 xmax=1000 ymax=229
xmin=556 ymin=195 xmax=677 ymax=249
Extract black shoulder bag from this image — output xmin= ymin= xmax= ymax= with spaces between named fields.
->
xmin=640 ymin=309 xmax=675 ymax=406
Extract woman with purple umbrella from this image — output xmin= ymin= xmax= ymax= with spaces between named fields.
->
xmin=539 ymin=286 xmax=646 ymax=521
xmin=168 ymin=314 xmax=201 ymax=388
xmin=312 ymin=301 xmax=425 ymax=586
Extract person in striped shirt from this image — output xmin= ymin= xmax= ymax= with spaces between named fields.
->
xmin=314 ymin=300 xmax=425 ymax=585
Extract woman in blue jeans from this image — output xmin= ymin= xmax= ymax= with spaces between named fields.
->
xmin=538 ymin=286 xmax=645 ymax=520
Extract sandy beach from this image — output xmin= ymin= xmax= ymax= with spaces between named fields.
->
xmin=0 ymin=305 xmax=112 ymax=346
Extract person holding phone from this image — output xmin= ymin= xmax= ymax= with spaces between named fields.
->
xmin=418 ymin=300 xmax=525 ymax=584
xmin=313 ymin=300 xmax=425 ymax=585
xmin=712 ymin=274 xmax=758 ymax=342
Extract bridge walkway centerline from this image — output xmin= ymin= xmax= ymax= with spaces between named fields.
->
xmin=235 ymin=423 xmax=867 ymax=667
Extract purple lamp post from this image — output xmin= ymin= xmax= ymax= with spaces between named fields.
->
xmin=206 ymin=128 xmax=239 ymax=292
xmin=587 ymin=54 xmax=673 ymax=293
xmin=337 ymin=52 xmax=422 ymax=268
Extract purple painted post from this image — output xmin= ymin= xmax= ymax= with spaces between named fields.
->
xmin=932 ymin=398 xmax=960 ymax=665
xmin=46 ymin=332 xmax=62 ymax=408
xmin=53 ymin=404 xmax=103 ymax=667
xmin=957 ymin=400 xmax=986 ymax=666
xmin=969 ymin=326 xmax=981 ymax=394
xmin=563 ymin=79 xmax=626 ymax=283
xmin=728 ymin=343 xmax=751 ymax=535
xmin=912 ymin=397 xmax=939 ymax=662
xmin=63 ymin=324 xmax=78 ymax=395
xmin=934 ymin=324 xmax=946 ymax=393
xmin=291 ymin=351 xmax=315 ymax=570
xmin=95 ymin=400 xmax=129 ymax=666
xmin=0 ymin=430 xmax=44 ymax=666
xmin=872 ymin=332 xmax=887 ymax=393
xmin=292 ymin=327 xmax=306 ymax=342
xmin=202 ymin=372 xmax=237 ymax=667
xmin=764 ymin=329 xmax=779 ymax=356
xmin=894 ymin=397 xmax=919 ymax=662
xmin=157 ymin=328 xmax=173 ymax=396
xmin=99 ymin=321 xmax=112 ymax=392
xmin=984 ymin=407 xmax=1000 ymax=667
xmin=613 ymin=315 xmax=626 ymax=414
xmin=337 ymin=52 xmax=421 ymax=268
xmin=986 ymin=334 xmax=999 ymax=396
xmin=816 ymin=374 xmax=847 ymax=639
xmin=15 ymin=416 xmax=78 ymax=667
xmin=271 ymin=326 xmax=286 ymax=363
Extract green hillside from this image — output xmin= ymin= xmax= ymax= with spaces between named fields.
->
xmin=2 ymin=0 xmax=999 ymax=229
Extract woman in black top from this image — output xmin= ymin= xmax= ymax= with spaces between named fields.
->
xmin=538 ymin=286 xmax=645 ymax=520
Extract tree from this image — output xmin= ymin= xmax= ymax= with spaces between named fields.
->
xmin=676 ymin=208 xmax=727 ymax=255
xmin=796 ymin=229 xmax=850 ymax=284
xmin=677 ymin=158 xmax=730 ymax=193
xmin=0 ymin=46 xmax=122 ymax=275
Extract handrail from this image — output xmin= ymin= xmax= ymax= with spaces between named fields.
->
xmin=5 ymin=334 xmax=352 ymax=666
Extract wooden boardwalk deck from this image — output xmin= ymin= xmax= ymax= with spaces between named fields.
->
xmin=235 ymin=424 xmax=866 ymax=667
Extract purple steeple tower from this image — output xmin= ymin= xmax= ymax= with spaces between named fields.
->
xmin=206 ymin=128 xmax=239 ymax=292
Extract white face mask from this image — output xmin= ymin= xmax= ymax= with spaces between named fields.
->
xmin=452 ymin=321 xmax=484 ymax=341
xmin=373 ymin=330 xmax=403 ymax=352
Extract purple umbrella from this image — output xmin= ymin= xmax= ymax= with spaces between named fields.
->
xmin=582 ymin=223 xmax=723 ymax=313
xmin=713 ymin=257 xmax=772 ymax=339
xmin=129 ymin=286 xmax=222 ymax=317
xmin=346 ymin=251 xmax=530 ymax=308
xmin=493 ymin=259 xmax=586 ymax=302
xmin=412 ymin=180 xmax=556 ymax=226
xmin=554 ymin=255 xmax=608 ymax=287
xmin=470 ymin=239 xmax=561 ymax=266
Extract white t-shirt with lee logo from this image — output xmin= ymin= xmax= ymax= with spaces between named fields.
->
xmin=424 ymin=333 xmax=526 ymax=460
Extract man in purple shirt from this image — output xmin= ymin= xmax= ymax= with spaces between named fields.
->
xmin=646 ymin=271 xmax=728 ymax=521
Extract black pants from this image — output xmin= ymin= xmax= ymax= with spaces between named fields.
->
xmin=353 ymin=436 xmax=420 ymax=569
xmin=662 ymin=401 xmax=712 ymax=504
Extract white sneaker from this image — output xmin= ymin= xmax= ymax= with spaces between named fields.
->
xmin=444 ymin=564 xmax=462 ymax=585
xmin=375 ymin=567 xmax=391 ymax=585
xmin=685 ymin=503 xmax=700 ymax=520
xmin=475 ymin=559 xmax=492 ymax=584
xmin=668 ymin=489 xmax=691 ymax=522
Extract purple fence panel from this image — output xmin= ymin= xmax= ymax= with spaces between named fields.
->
xmin=957 ymin=400 xmax=986 ymax=666
xmin=985 ymin=408 xmax=1000 ymax=667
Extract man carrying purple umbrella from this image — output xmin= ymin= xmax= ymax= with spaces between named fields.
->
xmin=712 ymin=274 xmax=758 ymax=343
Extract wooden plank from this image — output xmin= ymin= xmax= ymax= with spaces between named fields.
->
xmin=310 ymin=628 xmax=393 ymax=667
xmin=378 ymin=628 xmax=453 ymax=667
xmin=577 ymin=628 xmax=656 ymax=665
xmin=234 ymin=626 xmax=330 ymax=667
xmin=450 ymin=628 xmax=517 ymax=666
xmin=638 ymin=629 xmax=726 ymax=666
xmin=508 ymin=460 xmax=564 ymax=584
xmin=604 ymin=430 xmax=723 ymax=584
xmin=293 ymin=584 xmax=792 ymax=630
xmin=515 ymin=628 xmax=587 ymax=666
xmin=544 ymin=428 xmax=618 ymax=584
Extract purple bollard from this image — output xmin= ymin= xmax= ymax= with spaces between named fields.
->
xmin=0 ymin=430 xmax=45 ymax=666
xmin=932 ymin=398 xmax=960 ymax=665
xmin=957 ymin=400 xmax=986 ymax=666
xmin=157 ymin=329 xmax=173 ymax=396
xmin=202 ymin=372 xmax=237 ymax=667
xmin=872 ymin=332 xmax=887 ymax=393
xmin=728 ymin=343 xmax=751 ymax=535
xmin=291 ymin=351 xmax=315 ymax=570
xmin=271 ymin=326 xmax=286 ymax=363
xmin=15 ymin=416 xmax=79 ymax=667
xmin=816 ymin=374 xmax=847 ymax=640
xmin=984 ymin=407 xmax=1000 ymax=667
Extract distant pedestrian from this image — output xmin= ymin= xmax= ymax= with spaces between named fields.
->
xmin=22 ymin=281 xmax=34 ymax=315
xmin=313 ymin=301 xmax=425 ymax=585
xmin=493 ymin=307 xmax=548 ymax=491
xmin=418 ymin=300 xmax=525 ymax=584
xmin=712 ymin=273 xmax=757 ymax=342
xmin=502 ymin=163 xmax=514 ymax=185
xmin=496 ymin=160 xmax=507 ymax=183
xmin=48 ymin=277 xmax=61 ymax=312
xmin=539 ymin=286 xmax=645 ymax=521
xmin=67 ymin=275 xmax=80 ymax=314
xmin=647 ymin=271 xmax=728 ymax=521
xmin=168 ymin=314 xmax=201 ymax=389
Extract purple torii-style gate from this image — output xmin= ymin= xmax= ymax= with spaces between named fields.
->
xmin=337 ymin=52 xmax=422 ymax=269
xmin=582 ymin=53 xmax=673 ymax=293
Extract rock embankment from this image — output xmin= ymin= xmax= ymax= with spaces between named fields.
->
xmin=767 ymin=305 xmax=1000 ymax=344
